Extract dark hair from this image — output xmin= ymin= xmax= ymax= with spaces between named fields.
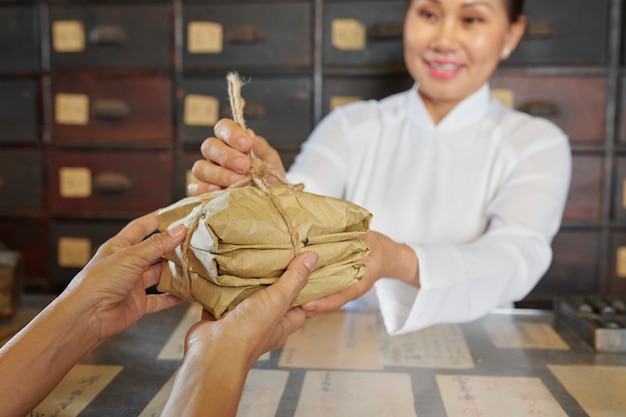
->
xmin=507 ymin=0 xmax=525 ymax=22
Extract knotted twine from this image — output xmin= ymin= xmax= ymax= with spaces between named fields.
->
xmin=178 ymin=72 xmax=303 ymax=298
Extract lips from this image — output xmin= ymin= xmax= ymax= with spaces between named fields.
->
xmin=426 ymin=60 xmax=463 ymax=79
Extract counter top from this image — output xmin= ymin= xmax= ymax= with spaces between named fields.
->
xmin=3 ymin=294 xmax=625 ymax=417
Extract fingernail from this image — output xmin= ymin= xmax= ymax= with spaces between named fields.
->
xmin=168 ymin=224 xmax=186 ymax=239
xmin=187 ymin=183 xmax=198 ymax=196
xmin=236 ymin=135 xmax=250 ymax=149
xmin=233 ymin=156 xmax=248 ymax=172
xmin=302 ymin=252 xmax=319 ymax=272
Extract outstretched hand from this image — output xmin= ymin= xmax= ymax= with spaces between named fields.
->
xmin=65 ymin=211 xmax=187 ymax=343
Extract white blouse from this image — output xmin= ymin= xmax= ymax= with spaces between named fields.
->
xmin=287 ymin=84 xmax=572 ymax=335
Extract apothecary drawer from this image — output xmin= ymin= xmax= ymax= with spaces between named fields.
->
xmin=48 ymin=4 xmax=171 ymax=70
xmin=181 ymin=3 xmax=311 ymax=71
xmin=177 ymin=76 xmax=312 ymax=148
xmin=490 ymin=75 xmax=607 ymax=143
xmin=323 ymin=1 xmax=406 ymax=68
xmin=0 ymin=3 xmax=40 ymax=74
xmin=0 ymin=149 xmax=42 ymax=212
xmin=46 ymin=75 xmax=173 ymax=146
xmin=48 ymin=149 xmax=174 ymax=216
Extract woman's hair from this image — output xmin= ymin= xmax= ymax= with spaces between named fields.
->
xmin=507 ymin=0 xmax=525 ymax=22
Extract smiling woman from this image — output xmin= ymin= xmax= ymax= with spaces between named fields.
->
xmin=190 ymin=0 xmax=572 ymax=336
xmin=403 ymin=0 xmax=526 ymax=123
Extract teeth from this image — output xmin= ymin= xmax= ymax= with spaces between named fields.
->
xmin=431 ymin=62 xmax=458 ymax=71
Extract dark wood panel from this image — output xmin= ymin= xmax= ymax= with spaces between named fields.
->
xmin=48 ymin=149 xmax=174 ymax=216
xmin=0 ymin=149 xmax=43 ymax=212
xmin=323 ymin=1 xmax=406 ymax=68
xmin=0 ymin=79 xmax=38 ymax=144
xmin=489 ymin=75 xmax=607 ymax=143
xmin=47 ymin=75 xmax=173 ymax=146
xmin=563 ymin=155 xmax=603 ymax=221
xmin=182 ymin=3 xmax=312 ymax=71
xmin=0 ymin=217 xmax=49 ymax=290
xmin=177 ymin=76 xmax=312 ymax=147
xmin=48 ymin=4 xmax=171 ymax=70
xmin=0 ymin=3 xmax=40 ymax=74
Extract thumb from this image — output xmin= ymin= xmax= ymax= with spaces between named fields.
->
xmin=132 ymin=224 xmax=187 ymax=266
xmin=268 ymin=252 xmax=318 ymax=306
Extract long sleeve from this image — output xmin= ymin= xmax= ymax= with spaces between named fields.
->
xmin=288 ymin=86 xmax=572 ymax=335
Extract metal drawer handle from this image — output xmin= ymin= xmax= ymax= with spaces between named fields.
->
xmin=518 ymin=100 xmax=560 ymax=117
xmin=93 ymin=173 xmax=132 ymax=194
xmin=368 ymin=22 xmax=403 ymax=41
xmin=91 ymin=100 xmax=131 ymax=121
xmin=525 ymin=21 xmax=558 ymax=39
xmin=89 ymin=25 xmax=128 ymax=45
xmin=225 ymin=25 xmax=265 ymax=44
xmin=222 ymin=101 xmax=265 ymax=120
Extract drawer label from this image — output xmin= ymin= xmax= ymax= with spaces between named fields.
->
xmin=184 ymin=94 xmax=219 ymax=126
xmin=332 ymin=19 xmax=366 ymax=51
xmin=58 ymin=236 xmax=92 ymax=268
xmin=330 ymin=96 xmax=362 ymax=111
xmin=55 ymin=94 xmax=90 ymax=126
xmin=188 ymin=21 xmax=223 ymax=54
xmin=60 ymin=167 xmax=92 ymax=198
xmin=490 ymin=88 xmax=514 ymax=108
xmin=52 ymin=20 xmax=86 ymax=53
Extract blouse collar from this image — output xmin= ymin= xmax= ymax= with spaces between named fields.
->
xmin=408 ymin=83 xmax=491 ymax=131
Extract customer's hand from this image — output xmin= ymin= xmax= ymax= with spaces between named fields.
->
xmin=188 ymin=118 xmax=286 ymax=195
xmin=64 ymin=211 xmax=187 ymax=343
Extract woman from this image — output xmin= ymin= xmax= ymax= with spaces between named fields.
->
xmin=189 ymin=0 xmax=572 ymax=335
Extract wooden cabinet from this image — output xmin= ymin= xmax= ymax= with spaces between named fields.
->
xmin=0 ymin=0 xmax=623 ymax=301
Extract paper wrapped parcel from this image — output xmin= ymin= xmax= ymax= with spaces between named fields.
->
xmin=157 ymin=185 xmax=372 ymax=319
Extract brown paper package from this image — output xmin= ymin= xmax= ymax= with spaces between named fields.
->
xmin=157 ymin=185 xmax=372 ymax=318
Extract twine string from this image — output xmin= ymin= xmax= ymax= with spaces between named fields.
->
xmin=178 ymin=72 xmax=302 ymax=298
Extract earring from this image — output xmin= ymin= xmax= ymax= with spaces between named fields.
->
xmin=502 ymin=47 xmax=511 ymax=59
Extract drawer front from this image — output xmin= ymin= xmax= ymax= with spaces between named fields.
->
xmin=49 ymin=4 xmax=170 ymax=70
xmin=536 ymin=229 xmax=600 ymax=295
xmin=563 ymin=155 xmax=603 ymax=221
xmin=0 ymin=217 xmax=49 ymax=289
xmin=182 ymin=3 xmax=311 ymax=71
xmin=323 ymin=1 xmax=406 ymax=67
xmin=322 ymin=1 xmax=407 ymax=67
xmin=0 ymin=4 xmax=40 ymax=74
xmin=609 ymin=233 xmax=626 ymax=295
xmin=0 ymin=79 xmax=38 ymax=144
xmin=490 ymin=75 xmax=607 ymax=143
xmin=48 ymin=150 xmax=173 ymax=216
xmin=505 ymin=0 xmax=609 ymax=65
xmin=178 ymin=76 xmax=312 ymax=147
xmin=0 ymin=149 xmax=42 ymax=212
xmin=50 ymin=220 xmax=128 ymax=290
xmin=322 ymin=75 xmax=413 ymax=116
xmin=48 ymin=76 xmax=173 ymax=146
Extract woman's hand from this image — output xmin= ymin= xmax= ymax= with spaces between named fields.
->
xmin=299 ymin=231 xmax=420 ymax=317
xmin=189 ymin=118 xmax=286 ymax=195
xmin=66 ymin=211 xmax=187 ymax=343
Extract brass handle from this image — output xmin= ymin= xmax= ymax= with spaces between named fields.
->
xmin=89 ymin=25 xmax=128 ymax=45
xmin=368 ymin=22 xmax=403 ymax=41
xmin=518 ymin=100 xmax=560 ymax=118
xmin=91 ymin=100 xmax=131 ymax=121
xmin=524 ymin=21 xmax=558 ymax=39
xmin=225 ymin=25 xmax=265 ymax=44
xmin=93 ymin=173 xmax=132 ymax=194
xmin=222 ymin=101 xmax=266 ymax=120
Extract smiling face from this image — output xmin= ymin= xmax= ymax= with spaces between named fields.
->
xmin=403 ymin=0 xmax=526 ymax=122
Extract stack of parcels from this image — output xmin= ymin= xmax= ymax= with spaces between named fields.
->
xmin=157 ymin=185 xmax=372 ymax=318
